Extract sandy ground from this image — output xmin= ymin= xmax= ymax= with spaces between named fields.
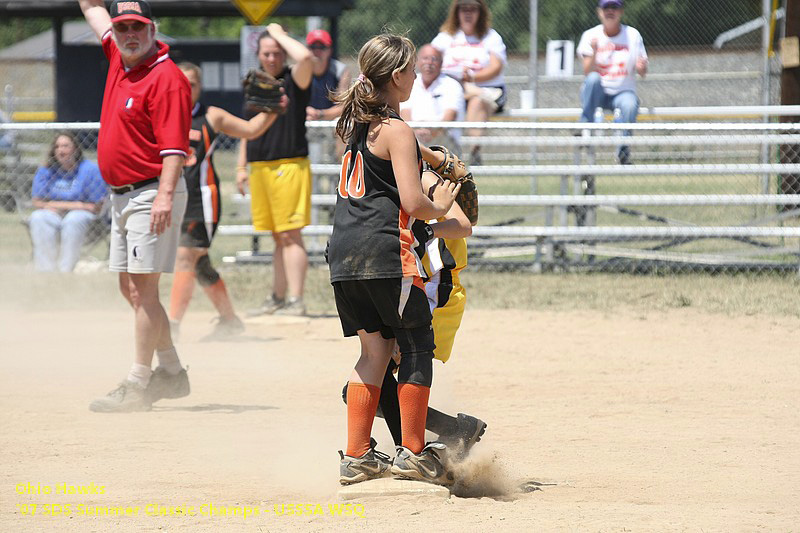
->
xmin=1 ymin=301 xmax=799 ymax=532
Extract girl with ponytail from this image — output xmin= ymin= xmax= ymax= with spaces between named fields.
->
xmin=329 ymin=33 xmax=461 ymax=487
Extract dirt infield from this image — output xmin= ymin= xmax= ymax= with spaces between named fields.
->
xmin=2 ymin=299 xmax=799 ymax=531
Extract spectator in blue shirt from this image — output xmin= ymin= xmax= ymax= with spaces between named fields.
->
xmin=29 ymin=132 xmax=108 ymax=272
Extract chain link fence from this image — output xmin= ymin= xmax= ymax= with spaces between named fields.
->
xmin=335 ymin=0 xmax=777 ymax=110
xmin=2 ymin=1 xmax=798 ymax=274
xmin=2 ymin=122 xmax=800 ymax=274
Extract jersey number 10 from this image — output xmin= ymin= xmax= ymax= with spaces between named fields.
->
xmin=338 ymin=150 xmax=365 ymax=199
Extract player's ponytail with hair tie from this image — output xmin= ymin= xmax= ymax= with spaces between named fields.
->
xmin=334 ymin=33 xmax=415 ymax=144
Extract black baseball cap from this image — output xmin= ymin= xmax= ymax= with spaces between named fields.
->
xmin=110 ymin=0 xmax=153 ymax=24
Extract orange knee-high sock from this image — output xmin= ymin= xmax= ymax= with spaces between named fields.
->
xmin=398 ymin=383 xmax=430 ymax=454
xmin=169 ymin=271 xmax=196 ymax=322
xmin=346 ymin=382 xmax=381 ymax=458
xmin=202 ymin=278 xmax=235 ymax=319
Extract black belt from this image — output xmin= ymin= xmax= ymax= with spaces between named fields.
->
xmin=110 ymin=177 xmax=159 ymax=195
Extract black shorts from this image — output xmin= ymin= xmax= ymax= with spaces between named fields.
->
xmin=333 ymin=278 xmax=433 ymax=339
xmin=179 ymin=220 xmax=217 ymax=248
xmin=490 ymin=85 xmax=507 ymax=114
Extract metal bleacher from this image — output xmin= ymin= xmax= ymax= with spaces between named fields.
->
xmin=218 ymin=106 xmax=800 ymax=273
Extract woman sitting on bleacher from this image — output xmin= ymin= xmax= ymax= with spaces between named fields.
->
xmin=29 ymin=131 xmax=107 ymax=272
xmin=433 ymin=0 xmax=507 ymax=165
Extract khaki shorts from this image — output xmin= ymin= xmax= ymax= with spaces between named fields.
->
xmin=249 ymin=157 xmax=311 ymax=232
xmin=109 ymin=179 xmax=187 ymax=274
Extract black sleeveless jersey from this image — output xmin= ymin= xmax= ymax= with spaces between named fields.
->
xmin=329 ymin=113 xmax=425 ymax=282
xmin=184 ymin=103 xmax=221 ymax=223
xmin=245 ymin=66 xmax=311 ymax=162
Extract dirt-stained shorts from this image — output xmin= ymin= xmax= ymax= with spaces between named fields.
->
xmin=179 ymin=220 xmax=218 ymax=249
xmin=333 ymin=277 xmax=434 ymax=340
xmin=109 ymin=179 xmax=187 ymax=274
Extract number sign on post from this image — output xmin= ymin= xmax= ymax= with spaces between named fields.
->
xmin=545 ymin=40 xmax=574 ymax=78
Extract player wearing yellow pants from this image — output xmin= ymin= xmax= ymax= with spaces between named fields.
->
xmin=424 ymin=235 xmax=467 ymax=364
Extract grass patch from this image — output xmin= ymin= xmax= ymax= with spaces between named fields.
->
xmin=5 ymin=259 xmax=799 ymax=319
xmin=4 ymin=143 xmax=799 ymax=318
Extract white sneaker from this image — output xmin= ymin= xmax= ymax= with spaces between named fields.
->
xmin=339 ymin=438 xmax=392 ymax=485
xmin=89 ymin=380 xmax=152 ymax=413
xmin=391 ymin=442 xmax=455 ymax=487
xmin=202 ymin=315 xmax=245 ymax=340
xmin=247 ymin=296 xmax=285 ymax=317
xmin=274 ymin=297 xmax=306 ymax=316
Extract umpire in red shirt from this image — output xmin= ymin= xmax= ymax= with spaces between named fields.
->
xmin=79 ymin=0 xmax=192 ymax=413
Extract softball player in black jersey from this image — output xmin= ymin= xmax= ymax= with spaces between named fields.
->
xmin=168 ymin=63 xmax=283 ymax=341
xmin=329 ymin=33 xmax=460 ymax=486
xmin=342 ymin=169 xmax=487 ymax=460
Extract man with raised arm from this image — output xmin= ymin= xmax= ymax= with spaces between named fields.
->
xmin=78 ymin=0 xmax=193 ymax=412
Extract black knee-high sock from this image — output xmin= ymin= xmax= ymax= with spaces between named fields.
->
xmin=379 ymin=361 xmax=459 ymax=443
xmin=426 ymin=406 xmax=459 ymax=437
xmin=378 ymin=361 xmax=403 ymax=446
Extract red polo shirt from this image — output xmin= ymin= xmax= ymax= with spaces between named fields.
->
xmin=97 ymin=30 xmax=191 ymax=186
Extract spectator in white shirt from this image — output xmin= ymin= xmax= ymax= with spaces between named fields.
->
xmin=432 ymin=0 xmax=507 ymax=165
xmin=400 ymin=44 xmax=465 ymax=154
xmin=577 ymin=0 xmax=648 ymax=164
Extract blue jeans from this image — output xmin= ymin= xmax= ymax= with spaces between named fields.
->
xmin=580 ymin=72 xmax=639 ymax=160
xmin=29 ymin=208 xmax=97 ymax=272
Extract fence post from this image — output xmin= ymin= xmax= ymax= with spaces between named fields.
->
xmin=528 ymin=0 xmax=539 ymax=196
xmin=761 ymin=0 xmax=773 ymax=197
xmin=779 ymin=0 xmax=800 ymax=204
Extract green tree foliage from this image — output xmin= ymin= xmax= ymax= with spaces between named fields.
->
xmin=157 ymin=16 xmax=306 ymax=40
xmin=629 ymin=0 xmax=760 ymax=47
xmin=335 ymin=0 xmax=447 ymax=56
xmin=0 ymin=1 xmax=764 ymax=55
xmin=539 ymin=0 xmax=760 ymax=48
xmin=336 ymin=0 xmax=530 ymax=55
xmin=158 ymin=17 xmax=244 ymax=39
xmin=337 ymin=0 xmax=762 ymax=53
xmin=0 ymin=19 xmax=51 ymax=49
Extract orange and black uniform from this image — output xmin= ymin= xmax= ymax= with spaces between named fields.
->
xmin=329 ymin=137 xmax=425 ymax=282
xmin=180 ymin=103 xmax=220 ymax=248
xmin=329 ymin=113 xmax=435 ymax=384
xmin=332 ymin=112 xmax=439 ymax=460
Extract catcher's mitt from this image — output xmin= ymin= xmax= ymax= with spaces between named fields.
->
xmin=242 ymin=69 xmax=285 ymax=114
xmin=429 ymin=145 xmax=478 ymax=225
